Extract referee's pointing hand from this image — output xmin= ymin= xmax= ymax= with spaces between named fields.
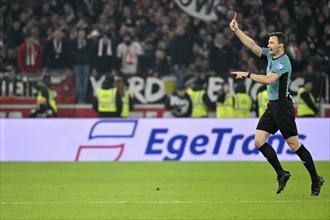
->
xmin=231 ymin=71 xmax=248 ymax=79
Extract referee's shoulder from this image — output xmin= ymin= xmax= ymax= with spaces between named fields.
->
xmin=283 ymin=53 xmax=290 ymax=59
xmin=281 ymin=54 xmax=292 ymax=67
xmin=280 ymin=53 xmax=290 ymax=61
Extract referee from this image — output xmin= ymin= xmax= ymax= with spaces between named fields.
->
xmin=229 ymin=16 xmax=324 ymax=196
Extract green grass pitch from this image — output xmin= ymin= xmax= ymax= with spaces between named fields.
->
xmin=1 ymin=162 xmax=329 ymax=219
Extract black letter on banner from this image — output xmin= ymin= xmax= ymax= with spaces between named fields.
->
xmin=179 ymin=0 xmax=193 ymax=7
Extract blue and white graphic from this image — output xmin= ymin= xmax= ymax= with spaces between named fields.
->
xmin=274 ymin=62 xmax=284 ymax=70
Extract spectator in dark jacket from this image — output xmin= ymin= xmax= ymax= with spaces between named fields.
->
xmin=209 ymin=33 xmax=233 ymax=80
xmin=3 ymin=47 xmax=18 ymax=73
xmin=73 ymin=29 xmax=92 ymax=103
xmin=7 ymin=21 xmax=24 ymax=48
xmin=168 ymin=26 xmax=194 ymax=88
xmin=91 ymin=32 xmax=114 ymax=78
xmin=42 ymin=29 xmax=73 ymax=74
xmin=154 ymin=49 xmax=171 ymax=77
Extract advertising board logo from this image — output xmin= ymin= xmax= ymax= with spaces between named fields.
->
xmin=145 ymin=128 xmax=306 ymax=160
xmin=75 ymin=120 xmax=138 ymax=161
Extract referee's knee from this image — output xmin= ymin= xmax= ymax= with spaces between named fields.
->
xmin=254 ymin=139 xmax=264 ymax=148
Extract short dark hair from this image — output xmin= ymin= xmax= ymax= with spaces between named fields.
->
xmin=269 ymin=32 xmax=287 ymax=48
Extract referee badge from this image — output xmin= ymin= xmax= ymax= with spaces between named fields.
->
xmin=274 ymin=62 xmax=284 ymax=70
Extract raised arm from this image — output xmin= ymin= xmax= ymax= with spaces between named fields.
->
xmin=230 ymin=18 xmax=262 ymax=57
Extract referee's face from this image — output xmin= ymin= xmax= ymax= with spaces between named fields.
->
xmin=268 ymin=36 xmax=281 ymax=57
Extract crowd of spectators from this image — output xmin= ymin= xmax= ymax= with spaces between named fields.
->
xmin=0 ymin=0 xmax=329 ymax=103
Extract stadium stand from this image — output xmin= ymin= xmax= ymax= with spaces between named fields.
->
xmin=0 ymin=0 xmax=329 ymax=117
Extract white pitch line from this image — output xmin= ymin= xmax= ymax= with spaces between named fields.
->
xmin=1 ymin=200 xmax=329 ymax=205
xmin=240 ymin=200 xmax=330 ymax=203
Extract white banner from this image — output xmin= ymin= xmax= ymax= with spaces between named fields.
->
xmin=175 ymin=0 xmax=220 ymax=21
xmin=1 ymin=118 xmax=329 ymax=161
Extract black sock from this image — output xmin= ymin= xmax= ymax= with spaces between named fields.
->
xmin=258 ymin=143 xmax=284 ymax=176
xmin=295 ymin=144 xmax=319 ymax=182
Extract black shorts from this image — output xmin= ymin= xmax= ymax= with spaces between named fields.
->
xmin=256 ymin=98 xmax=298 ymax=139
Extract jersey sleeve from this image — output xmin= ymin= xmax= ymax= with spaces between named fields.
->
xmin=270 ymin=58 xmax=290 ymax=76
xmin=260 ymin=47 xmax=269 ymax=61
xmin=262 ymin=47 xmax=269 ymax=56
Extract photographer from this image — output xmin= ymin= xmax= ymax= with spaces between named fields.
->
xmin=35 ymin=74 xmax=58 ymax=116
xmin=29 ymin=103 xmax=56 ymax=118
